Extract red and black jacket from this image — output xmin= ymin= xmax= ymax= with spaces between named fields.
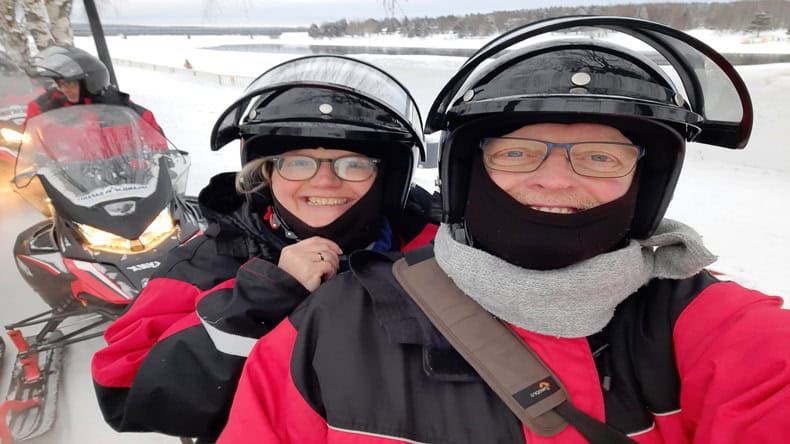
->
xmin=218 ymin=248 xmax=790 ymax=443
xmin=91 ymin=173 xmax=439 ymax=441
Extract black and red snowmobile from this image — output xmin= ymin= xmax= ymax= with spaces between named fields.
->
xmin=0 ymin=104 xmax=204 ymax=443
xmin=0 ymin=51 xmax=43 ymax=182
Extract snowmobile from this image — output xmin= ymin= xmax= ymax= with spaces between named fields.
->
xmin=0 ymin=52 xmax=42 ymax=171
xmin=0 ymin=104 xmax=204 ymax=443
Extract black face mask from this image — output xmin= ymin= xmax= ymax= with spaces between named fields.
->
xmin=464 ymin=155 xmax=640 ymax=270
xmin=272 ymin=174 xmax=385 ymax=253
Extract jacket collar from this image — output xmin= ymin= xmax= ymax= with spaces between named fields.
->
xmin=198 ymin=172 xmax=290 ymax=261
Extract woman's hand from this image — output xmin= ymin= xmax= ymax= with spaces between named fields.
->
xmin=277 ymin=236 xmax=343 ymax=291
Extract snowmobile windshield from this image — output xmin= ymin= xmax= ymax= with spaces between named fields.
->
xmin=212 ymin=55 xmax=423 ymax=150
xmin=14 ymin=104 xmax=189 ymax=207
xmin=425 ymin=16 xmax=752 ymax=149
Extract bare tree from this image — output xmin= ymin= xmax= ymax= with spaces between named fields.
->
xmin=748 ymin=11 xmax=772 ymax=36
xmin=23 ymin=0 xmax=56 ymax=50
xmin=201 ymin=0 xmax=251 ymax=23
xmin=382 ymin=0 xmax=406 ymax=18
xmin=47 ymin=0 xmax=75 ymax=43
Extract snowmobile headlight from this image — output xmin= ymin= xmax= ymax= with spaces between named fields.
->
xmin=78 ymin=208 xmax=177 ymax=254
xmin=138 ymin=207 xmax=178 ymax=247
xmin=1 ymin=127 xmax=27 ymax=144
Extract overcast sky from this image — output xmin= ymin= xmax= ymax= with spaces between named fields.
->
xmin=74 ymin=0 xmax=696 ymax=26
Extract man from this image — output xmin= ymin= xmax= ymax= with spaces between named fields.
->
xmin=218 ymin=17 xmax=790 ymax=443
xmin=24 ymin=45 xmax=161 ymax=133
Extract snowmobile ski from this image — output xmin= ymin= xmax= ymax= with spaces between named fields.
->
xmin=0 ymin=331 xmax=64 ymax=444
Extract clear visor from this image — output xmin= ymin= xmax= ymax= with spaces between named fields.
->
xmin=213 ymin=55 xmax=423 ymax=150
xmin=427 ymin=16 xmax=751 ymax=149
xmin=33 ymin=48 xmax=84 ymax=80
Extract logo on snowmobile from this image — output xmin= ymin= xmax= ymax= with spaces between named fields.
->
xmin=104 ymin=200 xmax=137 ymax=216
xmin=126 ymin=261 xmax=161 ymax=272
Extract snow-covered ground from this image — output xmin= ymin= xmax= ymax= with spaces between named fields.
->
xmin=0 ymin=30 xmax=788 ymax=443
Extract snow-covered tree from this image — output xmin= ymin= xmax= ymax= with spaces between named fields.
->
xmin=46 ymin=0 xmax=75 ymax=44
xmin=0 ymin=0 xmax=32 ymax=63
xmin=0 ymin=0 xmax=74 ymax=66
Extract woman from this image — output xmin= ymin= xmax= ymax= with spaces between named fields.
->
xmin=91 ymin=55 xmax=438 ymax=442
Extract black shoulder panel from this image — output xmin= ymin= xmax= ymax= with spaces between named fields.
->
xmin=288 ymin=259 xmax=524 ymax=443
xmin=592 ymin=271 xmax=719 ymax=433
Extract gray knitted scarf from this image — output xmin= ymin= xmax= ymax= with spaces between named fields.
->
xmin=433 ymin=219 xmax=717 ymax=338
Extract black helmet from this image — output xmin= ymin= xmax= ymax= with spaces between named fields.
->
xmin=426 ymin=16 xmax=752 ymax=239
xmin=31 ymin=45 xmax=110 ymax=96
xmin=211 ymin=55 xmax=425 ymax=212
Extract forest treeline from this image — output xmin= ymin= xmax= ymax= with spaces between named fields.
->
xmin=309 ymin=0 xmax=790 ymax=38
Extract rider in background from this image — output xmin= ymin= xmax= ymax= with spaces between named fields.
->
xmin=24 ymin=45 xmax=162 ymax=135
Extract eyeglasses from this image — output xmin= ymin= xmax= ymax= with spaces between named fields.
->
xmin=264 ymin=154 xmax=380 ymax=182
xmin=480 ymin=137 xmax=645 ymax=178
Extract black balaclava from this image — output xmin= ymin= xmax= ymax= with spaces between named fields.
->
xmin=272 ymin=172 xmax=385 ymax=253
xmin=464 ymin=154 xmax=640 ymax=270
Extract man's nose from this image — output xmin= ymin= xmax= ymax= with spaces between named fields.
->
xmin=542 ymin=147 xmax=574 ymax=169
xmin=529 ymin=148 xmax=577 ymax=187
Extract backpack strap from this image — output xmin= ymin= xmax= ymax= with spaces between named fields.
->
xmin=392 ymin=250 xmax=635 ymax=443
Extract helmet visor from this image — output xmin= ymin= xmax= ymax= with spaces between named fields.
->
xmin=212 ymin=55 xmax=423 ymax=151
xmin=426 ymin=16 xmax=751 ymax=149
xmin=32 ymin=47 xmax=84 ymax=80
